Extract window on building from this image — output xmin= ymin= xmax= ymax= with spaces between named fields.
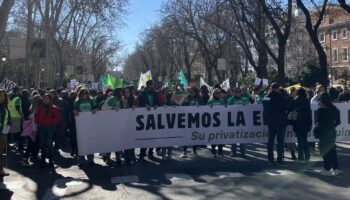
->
xmin=332 ymin=31 xmax=338 ymax=41
xmin=319 ymin=33 xmax=325 ymax=42
xmin=342 ymin=47 xmax=348 ymax=62
xmin=342 ymin=28 xmax=348 ymax=39
xmin=333 ymin=48 xmax=338 ymax=63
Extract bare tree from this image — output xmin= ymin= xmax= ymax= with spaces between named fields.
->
xmin=211 ymin=0 xmax=269 ymax=79
xmin=232 ymin=0 xmax=293 ymax=84
xmin=296 ymin=0 xmax=329 ymax=87
xmin=162 ymin=0 xmax=230 ymax=84
xmin=338 ymin=0 xmax=350 ymax=13
xmin=0 ymin=0 xmax=15 ymax=43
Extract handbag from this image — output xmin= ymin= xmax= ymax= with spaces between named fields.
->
xmin=288 ymin=109 xmax=298 ymax=121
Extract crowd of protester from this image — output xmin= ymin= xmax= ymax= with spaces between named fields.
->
xmin=0 ymin=80 xmax=346 ymax=176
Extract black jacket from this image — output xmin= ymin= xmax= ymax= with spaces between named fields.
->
xmin=317 ymin=106 xmax=340 ymax=133
xmin=138 ymin=88 xmax=159 ymax=107
xmin=292 ymin=97 xmax=312 ymax=132
xmin=263 ymin=91 xmax=291 ymax=128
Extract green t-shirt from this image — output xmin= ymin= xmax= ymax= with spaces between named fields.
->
xmin=188 ymin=96 xmax=200 ymax=106
xmin=207 ymin=99 xmax=225 ymax=106
xmin=106 ymin=96 xmax=122 ymax=109
xmin=227 ymin=96 xmax=250 ymax=105
xmin=147 ymin=92 xmax=154 ymax=107
xmin=255 ymin=92 xmax=267 ymax=104
xmin=74 ymin=99 xmax=96 ymax=112
xmin=223 ymin=95 xmax=232 ymax=104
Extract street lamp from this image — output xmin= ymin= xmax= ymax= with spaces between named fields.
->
xmin=1 ymin=55 xmax=7 ymax=80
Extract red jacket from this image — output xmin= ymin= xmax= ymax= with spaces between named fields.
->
xmin=35 ymin=103 xmax=61 ymax=126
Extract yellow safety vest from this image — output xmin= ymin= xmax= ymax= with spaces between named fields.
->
xmin=0 ymin=107 xmax=10 ymax=127
xmin=8 ymin=96 xmax=22 ymax=119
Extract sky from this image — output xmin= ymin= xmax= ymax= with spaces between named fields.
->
xmin=118 ymin=0 xmax=165 ymax=55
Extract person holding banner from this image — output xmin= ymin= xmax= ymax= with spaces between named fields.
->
xmin=200 ymin=85 xmax=210 ymax=105
xmin=227 ymin=87 xmax=250 ymax=158
xmin=0 ymin=89 xmax=11 ymax=176
xmin=138 ymin=80 xmax=159 ymax=161
xmin=316 ymin=92 xmax=342 ymax=176
xmin=122 ymin=87 xmax=138 ymax=164
xmin=102 ymin=88 xmax=124 ymax=165
xmin=73 ymin=88 xmax=97 ymax=167
xmin=160 ymin=88 xmax=175 ymax=160
xmin=35 ymin=93 xmax=61 ymax=168
xmin=182 ymin=87 xmax=201 ymax=158
xmin=208 ymin=88 xmax=226 ymax=157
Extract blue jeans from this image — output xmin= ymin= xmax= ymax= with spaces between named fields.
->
xmin=231 ymin=144 xmax=246 ymax=156
xmin=267 ymin=126 xmax=286 ymax=162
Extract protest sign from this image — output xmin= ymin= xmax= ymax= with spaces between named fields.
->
xmin=0 ymin=78 xmax=16 ymax=93
xmin=263 ymin=79 xmax=269 ymax=87
xmin=91 ymin=82 xmax=99 ymax=90
xmin=138 ymin=70 xmax=152 ymax=90
xmin=221 ymin=78 xmax=230 ymax=90
xmin=254 ymin=78 xmax=262 ymax=86
xmin=75 ymin=103 xmax=350 ymax=155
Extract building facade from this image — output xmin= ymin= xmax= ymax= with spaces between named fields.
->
xmin=318 ymin=5 xmax=350 ymax=84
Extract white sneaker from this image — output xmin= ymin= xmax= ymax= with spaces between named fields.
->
xmin=181 ymin=153 xmax=188 ymax=158
xmin=320 ymin=170 xmax=333 ymax=176
xmin=332 ymin=169 xmax=344 ymax=174
xmin=331 ymin=169 xmax=343 ymax=175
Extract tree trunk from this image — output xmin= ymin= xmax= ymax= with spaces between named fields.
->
xmin=25 ymin=0 xmax=34 ymax=87
xmin=277 ymin=42 xmax=286 ymax=85
xmin=0 ymin=0 xmax=15 ymax=42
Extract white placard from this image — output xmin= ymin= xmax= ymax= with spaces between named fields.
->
xmin=8 ymin=38 xmax=26 ymax=59
xmin=75 ymin=103 xmax=350 ymax=155
xmin=91 ymin=82 xmax=99 ymax=90
xmin=0 ymin=78 xmax=16 ymax=94
xmin=263 ymin=79 xmax=269 ymax=87
xmin=254 ymin=78 xmax=262 ymax=86
xmin=217 ymin=58 xmax=227 ymax=71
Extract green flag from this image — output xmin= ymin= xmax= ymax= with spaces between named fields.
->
xmin=100 ymin=75 xmax=108 ymax=87
xmin=178 ymin=69 xmax=188 ymax=85
xmin=100 ymin=74 xmax=123 ymax=89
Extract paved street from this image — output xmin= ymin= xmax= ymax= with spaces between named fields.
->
xmin=1 ymin=142 xmax=350 ymax=200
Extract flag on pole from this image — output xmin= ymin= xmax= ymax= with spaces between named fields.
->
xmin=162 ymin=80 xmax=171 ymax=89
xmin=138 ymin=70 xmax=152 ymax=90
xmin=200 ymin=77 xmax=210 ymax=88
xmin=99 ymin=76 xmax=108 ymax=87
xmin=221 ymin=78 xmax=230 ymax=90
xmin=178 ymin=69 xmax=188 ymax=85
xmin=100 ymin=74 xmax=123 ymax=89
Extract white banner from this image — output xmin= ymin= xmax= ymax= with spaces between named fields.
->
xmin=0 ymin=78 xmax=16 ymax=94
xmin=75 ymin=104 xmax=350 ymax=155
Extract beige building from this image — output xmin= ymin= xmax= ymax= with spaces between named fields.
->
xmin=318 ymin=5 xmax=350 ymax=84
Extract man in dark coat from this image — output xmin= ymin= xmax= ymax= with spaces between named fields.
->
xmin=263 ymin=83 xmax=291 ymax=165
xmin=138 ymin=80 xmax=159 ymax=160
